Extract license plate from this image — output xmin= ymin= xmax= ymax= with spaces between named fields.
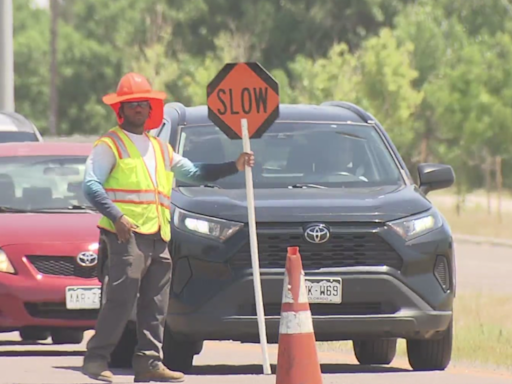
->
xmin=65 ymin=286 xmax=101 ymax=310
xmin=305 ymin=277 xmax=342 ymax=304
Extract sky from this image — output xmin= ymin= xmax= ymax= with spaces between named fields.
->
xmin=33 ymin=0 xmax=49 ymax=8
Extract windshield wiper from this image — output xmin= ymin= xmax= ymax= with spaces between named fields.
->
xmin=68 ymin=204 xmax=97 ymax=211
xmin=288 ymin=183 xmax=327 ymax=189
xmin=0 ymin=206 xmax=61 ymax=213
xmin=0 ymin=206 xmax=31 ymax=213
xmin=11 ymin=205 xmax=98 ymax=212
xmin=200 ymin=184 xmax=222 ymax=189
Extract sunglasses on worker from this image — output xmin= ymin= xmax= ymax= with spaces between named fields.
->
xmin=122 ymin=100 xmax=150 ymax=109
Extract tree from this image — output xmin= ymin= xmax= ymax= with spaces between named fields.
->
xmin=355 ymin=28 xmax=423 ymax=153
xmin=13 ymin=0 xmax=51 ymax=132
xmin=9 ymin=0 xmax=512 ymax=202
xmin=49 ymin=0 xmax=60 ymax=135
xmin=394 ymin=1 xmax=467 ymax=167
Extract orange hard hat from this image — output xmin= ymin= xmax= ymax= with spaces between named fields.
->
xmin=102 ymin=72 xmax=167 ymax=130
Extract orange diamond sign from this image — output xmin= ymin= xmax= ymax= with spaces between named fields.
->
xmin=207 ymin=62 xmax=280 ymax=139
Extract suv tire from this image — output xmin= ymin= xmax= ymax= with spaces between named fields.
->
xmin=353 ymin=338 xmax=397 ymax=365
xmin=407 ymin=320 xmax=453 ymax=371
xmin=162 ymin=327 xmax=201 ymax=373
xmin=51 ymin=329 xmax=84 ymax=344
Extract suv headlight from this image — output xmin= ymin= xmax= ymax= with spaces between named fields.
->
xmin=0 ymin=249 xmax=15 ymax=274
xmin=388 ymin=209 xmax=443 ymax=241
xmin=173 ymin=207 xmax=243 ymax=241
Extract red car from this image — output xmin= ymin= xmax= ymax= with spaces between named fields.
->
xmin=0 ymin=142 xmax=102 ymax=344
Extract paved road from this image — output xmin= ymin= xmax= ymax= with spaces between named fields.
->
xmin=454 ymin=241 xmax=512 ymax=294
xmin=1 ymin=332 xmax=511 ymax=384
xmin=1 ymin=240 xmax=511 ymax=384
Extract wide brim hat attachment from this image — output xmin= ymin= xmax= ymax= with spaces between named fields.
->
xmin=102 ymin=72 xmax=167 ymax=130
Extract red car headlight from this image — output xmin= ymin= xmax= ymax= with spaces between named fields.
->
xmin=0 ymin=249 xmax=15 ymax=274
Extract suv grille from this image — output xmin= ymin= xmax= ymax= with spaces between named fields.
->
xmin=27 ymin=255 xmax=97 ymax=279
xmin=230 ymin=226 xmax=402 ymax=270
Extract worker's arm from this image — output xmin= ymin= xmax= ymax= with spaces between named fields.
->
xmin=82 ymin=144 xmax=240 ymax=218
xmin=82 ymin=143 xmax=124 ymax=223
xmin=170 ymin=152 xmax=240 ymax=184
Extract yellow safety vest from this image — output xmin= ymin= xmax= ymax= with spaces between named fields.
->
xmin=94 ymin=126 xmax=175 ymax=242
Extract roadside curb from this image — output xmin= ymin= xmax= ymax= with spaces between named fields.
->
xmin=454 ymin=234 xmax=512 ymax=248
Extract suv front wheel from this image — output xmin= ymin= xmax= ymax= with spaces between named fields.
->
xmin=353 ymin=338 xmax=397 ymax=365
xmin=407 ymin=320 xmax=453 ymax=371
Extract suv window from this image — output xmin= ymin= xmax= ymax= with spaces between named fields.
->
xmin=177 ymin=122 xmax=404 ymax=189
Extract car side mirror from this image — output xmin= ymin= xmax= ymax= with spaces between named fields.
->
xmin=417 ymin=163 xmax=455 ymax=195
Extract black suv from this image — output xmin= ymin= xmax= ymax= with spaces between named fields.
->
xmin=104 ymin=101 xmax=456 ymax=373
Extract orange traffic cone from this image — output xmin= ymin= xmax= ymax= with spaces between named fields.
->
xmin=275 ymin=246 xmax=323 ymax=384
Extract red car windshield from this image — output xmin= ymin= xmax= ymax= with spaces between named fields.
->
xmin=0 ymin=155 xmax=89 ymax=211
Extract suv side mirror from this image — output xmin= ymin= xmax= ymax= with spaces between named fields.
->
xmin=417 ymin=163 xmax=455 ymax=195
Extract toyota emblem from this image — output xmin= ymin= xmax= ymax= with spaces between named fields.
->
xmin=76 ymin=252 xmax=98 ymax=267
xmin=304 ymin=224 xmax=330 ymax=244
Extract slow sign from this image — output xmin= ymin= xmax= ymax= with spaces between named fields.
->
xmin=207 ymin=62 xmax=279 ymax=139
xmin=207 ymin=62 xmax=280 ymax=376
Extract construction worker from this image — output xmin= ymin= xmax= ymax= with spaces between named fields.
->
xmin=80 ymin=73 xmax=254 ymax=383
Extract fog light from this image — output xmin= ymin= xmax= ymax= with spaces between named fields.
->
xmin=434 ymin=255 xmax=450 ymax=292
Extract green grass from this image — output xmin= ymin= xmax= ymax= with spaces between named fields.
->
xmin=450 ymin=293 xmax=512 ymax=368
xmin=437 ymin=205 xmax=512 ymax=240
xmin=318 ymin=293 xmax=512 ymax=369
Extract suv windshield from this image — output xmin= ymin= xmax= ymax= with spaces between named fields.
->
xmin=176 ymin=122 xmax=404 ymax=189
xmin=0 ymin=155 xmax=89 ymax=211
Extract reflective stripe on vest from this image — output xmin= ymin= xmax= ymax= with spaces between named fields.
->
xmin=101 ymin=131 xmax=130 ymax=159
xmin=104 ymin=188 xmax=171 ymax=208
xmin=155 ymin=139 xmax=172 ymax=171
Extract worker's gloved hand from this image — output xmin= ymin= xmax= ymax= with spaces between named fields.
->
xmin=114 ymin=215 xmax=138 ymax=243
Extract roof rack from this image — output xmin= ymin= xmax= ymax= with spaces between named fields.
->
xmin=320 ymin=101 xmax=376 ymax=124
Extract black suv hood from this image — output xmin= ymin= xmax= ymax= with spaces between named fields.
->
xmin=172 ymin=184 xmax=432 ymax=223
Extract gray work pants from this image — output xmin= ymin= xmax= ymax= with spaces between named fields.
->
xmin=84 ymin=229 xmax=172 ymax=369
